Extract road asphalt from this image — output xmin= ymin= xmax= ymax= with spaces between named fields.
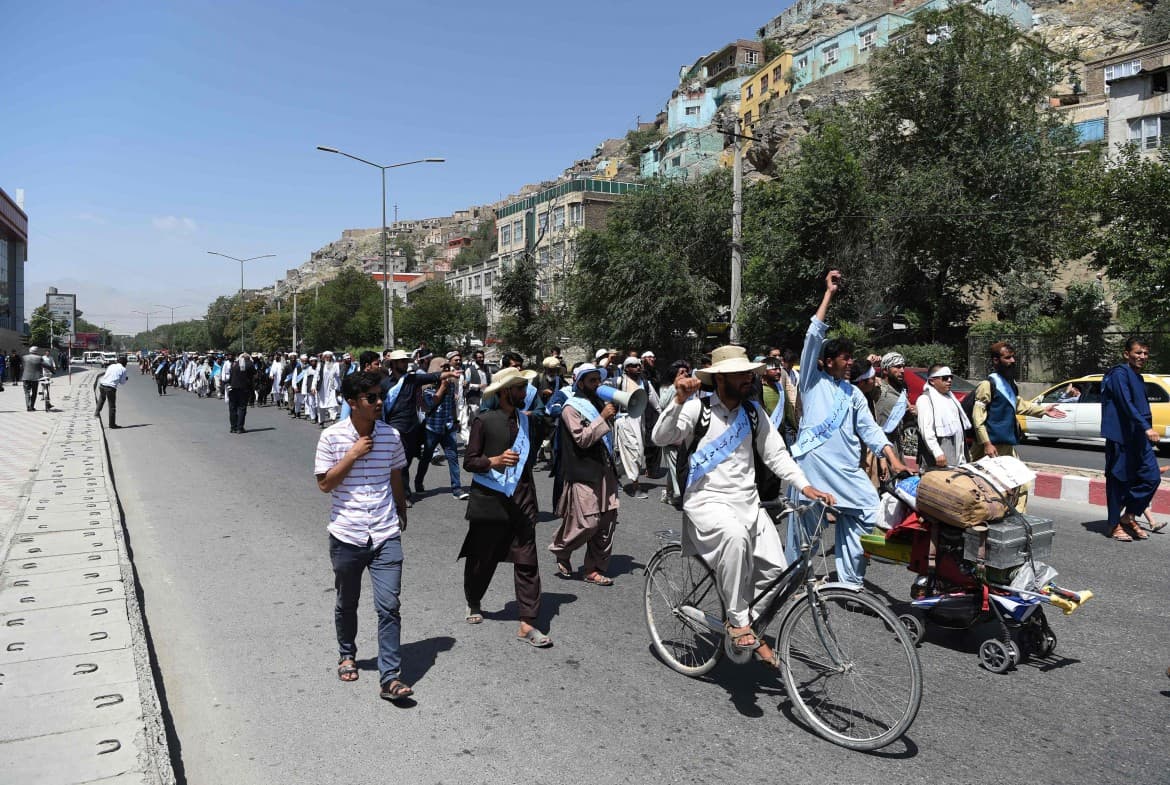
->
xmin=91 ymin=377 xmax=1169 ymax=785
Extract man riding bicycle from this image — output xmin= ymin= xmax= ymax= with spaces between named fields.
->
xmin=652 ymin=345 xmax=835 ymax=667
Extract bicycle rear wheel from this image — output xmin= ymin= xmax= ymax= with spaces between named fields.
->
xmin=643 ymin=543 xmax=725 ymax=677
xmin=774 ymin=587 xmax=922 ymax=751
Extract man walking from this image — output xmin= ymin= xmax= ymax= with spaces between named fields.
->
xmin=95 ymin=354 xmax=129 ymax=428
xmin=460 ymin=367 xmax=552 ymax=647
xmin=608 ymin=356 xmax=661 ymax=498
xmin=415 ymin=365 xmax=468 ymax=500
xmin=549 ymin=364 xmax=621 ymax=586
xmin=463 ymin=350 xmax=492 ymax=442
xmin=228 ymin=353 xmax=253 ymax=434
xmin=381 ymin=350 xmax=457 ymax=503
xmin=1101 ymin=337 xmax=1164 ymax=541
xmin=315 ymin=371 xmax=413 ymax=702
xmin=970 ymin=341 xmax=1066 ymax=511
xmin=21 ymin=347 xmax=51 ymax=411
xmin=875 ymin=352 xmax=913 ymax=460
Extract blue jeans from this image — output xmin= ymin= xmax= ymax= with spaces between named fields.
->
xmin=329 ymin=535 xmax=403 ymax=685
xmin=785 ymin=504 xmax=877 ymax=587
xmin=415 ymin=428 xmax=461 ymax=492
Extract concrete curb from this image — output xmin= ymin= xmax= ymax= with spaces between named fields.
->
xmin=1031 ymin=469 xmax=1170 ymax=514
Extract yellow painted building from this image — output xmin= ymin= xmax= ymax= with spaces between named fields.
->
xmin=738 ymin=50 xmax=794 ymax=145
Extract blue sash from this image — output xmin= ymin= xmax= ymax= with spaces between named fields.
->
xmin=882 ymin=390 xmax=908 ymax=434
xmin=791 ymin=380 xmax=852 ymax=458
xmin=769 ymin=384 xmax=786 ymax=430
xmin=989 ymin=373 xmax=1017 ymax=409
xmin=382 ymin=375 xmax=407 ymax=418
xmin=524 ymin=383 xmax=537 ymax=412
xmin=472 ymin=412 xmax=531 ymax=497
xmin=687 ymin=404 xmax=752 ymax=489
xmin=565 ymin=396 xmax=613 ymax=455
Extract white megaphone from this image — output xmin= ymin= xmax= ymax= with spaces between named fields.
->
xmin=596 ymin=384 xmax=647 ymax=418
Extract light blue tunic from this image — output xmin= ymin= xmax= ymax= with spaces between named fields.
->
xmin=793 ymin=316 xmax=890 ymax=512
xmin=788 ymin=317 xmax=893 ymax=585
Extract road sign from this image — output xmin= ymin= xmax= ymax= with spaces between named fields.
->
xmin=46 ymin=292 xmax=77 ymax=344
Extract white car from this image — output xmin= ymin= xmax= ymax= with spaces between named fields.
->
xmin=82 ymin=351 xmax=103 ymax=364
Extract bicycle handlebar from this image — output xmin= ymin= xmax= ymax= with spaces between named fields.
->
xmin=761 ymin=497 xmax=840 ymax=517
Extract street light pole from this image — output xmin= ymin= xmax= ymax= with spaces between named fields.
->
xmin=316 ymin=145 xmax=445 ymax=349
xmin=153 ymin=303 xmax=188 ymax=350
xmin=730 ymin=114 xmax=743 ymax=345
xmin=288 ymin=271 xmax=301 ymax=353
xmin=207 ymin=252 xmax=275 ymax=354
xmin=132 ymin=309 xmax=160 ymax=336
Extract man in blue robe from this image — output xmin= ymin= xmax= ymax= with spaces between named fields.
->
xmin=787 ymin=270 xmax=910 ymax=585
xmin=1101 ymin=337 xmax=1164 ymax=541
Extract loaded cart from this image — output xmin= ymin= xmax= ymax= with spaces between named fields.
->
xmin=862 ymin=457 xmax=1093 ymax=673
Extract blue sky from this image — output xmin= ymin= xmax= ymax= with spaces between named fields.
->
xmin=3 ymin=1 xmax=782 ymax=334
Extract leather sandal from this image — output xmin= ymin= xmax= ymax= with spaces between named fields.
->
xmin=1111 ymin=525 xmax=1133 ymax=542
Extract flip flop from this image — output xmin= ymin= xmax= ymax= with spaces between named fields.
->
xmin=380 ymin=680 xmax=414 ymax=701
xmin=465 ymin=607 xmax=483 ymax=624
xmin=337 ymin=659 xmax=358 ymax=682
xmin=518 ymin=627 xmax=553 ymax=648
xmin=1147 ymin=519 xmax=1168 ymax=533
xmin=555 ymin=560 xmax=573 ymax=579
xmin=583 ymin=572 xmax=613 ymax=586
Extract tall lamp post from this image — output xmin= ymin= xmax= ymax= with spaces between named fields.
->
xmin=132 ymin=310 xmax=160 ymax=345
xmin=316 ymin=145 xmax=444 ymax=349
xmin=287 ymin=270 xmax=301 ymax=354
xmin=207 ymin=252 xmax=275 ymax=354
xmin=153 ymin=303 xmax=188 ymax=350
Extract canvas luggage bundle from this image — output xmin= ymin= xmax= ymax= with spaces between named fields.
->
xmin=915 ymin=468 xmax=1010 ymax=529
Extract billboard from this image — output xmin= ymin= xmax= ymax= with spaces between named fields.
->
xmin=45 ymin=293 xmax=77 ymax=344
xmin=74 ymin=331 xmax=102 ymax=350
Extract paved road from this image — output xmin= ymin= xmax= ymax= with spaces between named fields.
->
xmin=1015 ymin=438 xmax=1170 ymax=472
xmin=104 ymin=379 xmax=1170 ymax=785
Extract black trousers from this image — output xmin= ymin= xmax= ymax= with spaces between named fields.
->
xmin=228 ymin=388 xmax=249 ymax=431
xmin=155 ymin=374 xmax=168 ymax=394
xmin=23 ymin=380 xmax=38 ymax=410
xmin=95 ymin=385 xmax=117 ymax=426
xmin=463 ymin=553 xmax=541 ymax=623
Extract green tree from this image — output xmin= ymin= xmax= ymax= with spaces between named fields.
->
xmin=28 ymin=305 xmax=69 ymax=348
xmin=398 ymin=239 xmax=418 ymax=272
xmin=453 ymin=220 xmax=498 ymax=268
xmin=568 ymin=174 xmax=726 ymax=355
xmin=395 ymin=283 xmax=486 ymax=352
xmin=1095 ymin=147 xmax=1170 ymax=324
xmin=302 ymin=267 xmax=383 ymax=351
xmin=1142 ymin=0 xmax=1170 ymax=42
xmin=251 ymin=311 xmax=293 ymax=354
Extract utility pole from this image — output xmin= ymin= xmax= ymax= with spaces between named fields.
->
xmin=730 ymin=113 xmax=744 ymax=345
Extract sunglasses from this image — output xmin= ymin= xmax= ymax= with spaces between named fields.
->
xmin=934 ymin=376 xmax=953 ymax=381
xmin=358 ymin=392 xmax=384 ymax=404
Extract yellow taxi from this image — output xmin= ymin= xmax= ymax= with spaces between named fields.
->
xmin=1017 ymin=373 xmax=1170 ymax=456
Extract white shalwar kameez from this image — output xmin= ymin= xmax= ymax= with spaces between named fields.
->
xmin=316 ymin=361 xmax=341 ymax=424
xmin=299 ymin=366 xmax=319 ymax=422
xmin=652 ymin=394 xmax=809 ymax=627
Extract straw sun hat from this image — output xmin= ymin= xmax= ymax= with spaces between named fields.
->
xmin=483 ymin=367 xmax=537 ymax=397
xmin=695 ymin=345 xmax=764 ymax=384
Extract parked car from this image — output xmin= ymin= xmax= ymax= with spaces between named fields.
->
xmin=82 ymin=351 xmax=103 ymax=364
xmin=1017 ymin=373 xmax=1170 ymax=456
xmin=903 ymin=367 xmax=976 ymax=405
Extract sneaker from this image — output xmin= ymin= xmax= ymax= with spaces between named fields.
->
xmin=454 ymin=490 xmax=469 ymax=500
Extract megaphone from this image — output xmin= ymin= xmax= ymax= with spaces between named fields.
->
xmin=596 ymin=384 xmax=647 ymax=418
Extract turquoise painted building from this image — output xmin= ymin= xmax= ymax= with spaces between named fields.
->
xmin=665 ymin=78 xmax=746 ymax=132
xmin=790 ymin=0 xmax=1033 ymax=90
xmin=640 ymin=126 xmax=726 ymax=180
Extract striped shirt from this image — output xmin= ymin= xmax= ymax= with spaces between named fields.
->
xmin=314 ymin=418 xmax=407 ymax=547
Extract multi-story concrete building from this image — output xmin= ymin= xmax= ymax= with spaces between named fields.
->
xmin=739 ymin=50 xmax=795 ymax=141
xmin=446 ymin=258 xmax=502 ymax=329
xmin=1108 ymin=57 xmax=1170 ymax=157
xmin=640 ymin=126 xmax=727 ymax=180
xmin=493 ymin=177 xmax=646 ymax=304
xmin=0 ymin=187 xmax=27 ymax=348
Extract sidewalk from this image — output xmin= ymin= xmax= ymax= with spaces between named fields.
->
xmin=0 ymin=371 xmax=174 ymax=785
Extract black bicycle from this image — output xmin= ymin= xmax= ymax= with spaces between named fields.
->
xmin=643 ymin=498 xmax=922 ymax=751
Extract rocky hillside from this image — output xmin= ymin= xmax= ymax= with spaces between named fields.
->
xmin=764 ymin=0 xmax=1149 ymax=61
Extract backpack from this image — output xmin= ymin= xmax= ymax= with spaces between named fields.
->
xmin=677 ymin=399 xmax=784 ymax=502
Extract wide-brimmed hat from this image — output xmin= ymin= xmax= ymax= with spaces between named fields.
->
xmin=384 ymin=350 xmax=410 ymax=361
xmin=695 ymin=345 xmax=763 ymax=384
xmin=483 ymin=366 xmax=537 ymax=397
xmin=542 ymin=356 xmax=562 ymax=370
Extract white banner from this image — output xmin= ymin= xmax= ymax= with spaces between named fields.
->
xmin=45 ymin=293 xmax=77 ymax=344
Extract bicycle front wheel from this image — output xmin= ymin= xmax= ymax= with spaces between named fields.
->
xmin=775 ymin=587 xmax=922 ymax=751
xmin=643 ymin=543 xmax=725 ymax=677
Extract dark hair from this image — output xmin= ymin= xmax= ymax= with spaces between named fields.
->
xmin=502 ymin=351 xmax=524 ymax=368
xmin=990 ymin=340 xmax=1014 ymax=359
xmin=668 ymin=359 xmax=691 ymax=379
xmin=358 ymin=350 xmax=379 ymax=369
xmin=782 ymin=348 xmax=798 ymax=364
xmin=849 ymin=359 xmax=870 ymax=381
xmin=927 ymin=363 xmax=944 ymax=376
xmin=342 ymin=370 xmax=382 ymax=402
xmin=1124 ymin=336 xmax=1150 ymax=352
xmin=821 ymin=338 xmax=854 ymax=362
